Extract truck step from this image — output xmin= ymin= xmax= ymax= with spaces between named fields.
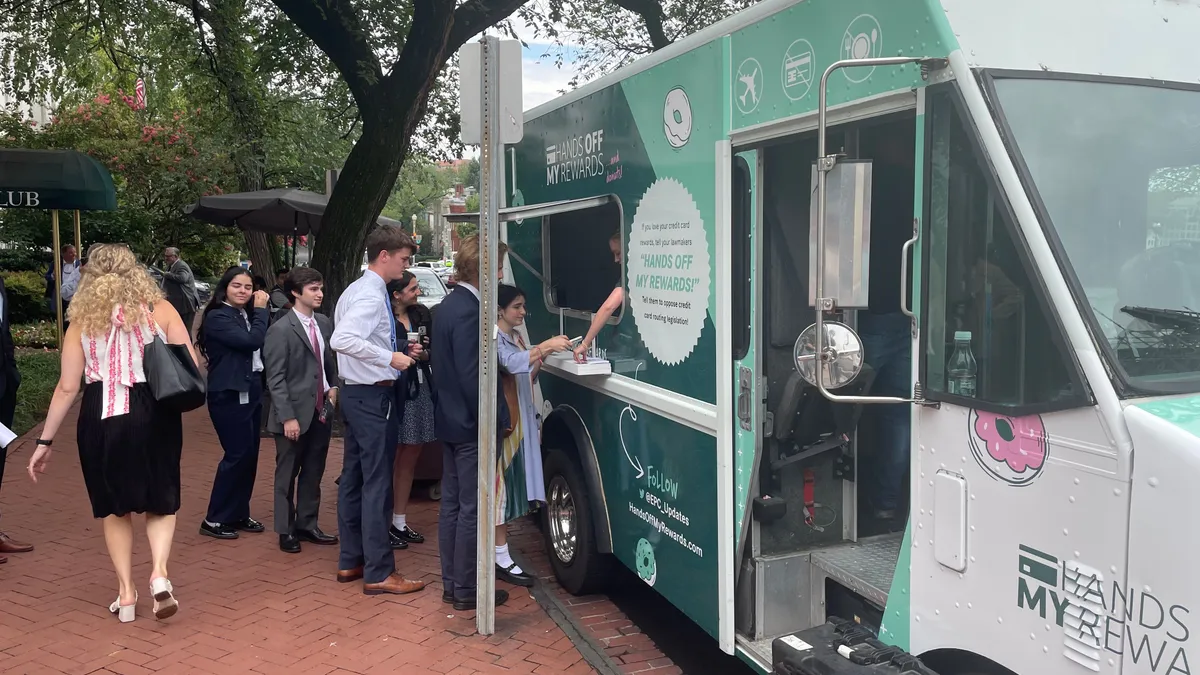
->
xmin=809 ymin=534 xmax=903 ymax=608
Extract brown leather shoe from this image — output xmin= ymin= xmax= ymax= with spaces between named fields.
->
xmin=336 ymin=567 xmax=364 ymax=583
xmin=363 ymin=573 xmax=426 ymax=596
xmin=0 ymin=533 xmax=33 ymax=554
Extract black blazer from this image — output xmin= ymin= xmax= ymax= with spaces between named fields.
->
xmin=203 ymin=305 xmax=269 ymax=394
xmin=0 ymin=277 xmax=18 ymax=397
xmin=397 ymin=304 xmax=434 ymax=401
xmin=431 ymin=285 xmax=509 ymax=444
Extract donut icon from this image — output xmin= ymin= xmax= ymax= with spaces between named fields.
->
xmin=663 ymin=87 xmax=693 ymax=149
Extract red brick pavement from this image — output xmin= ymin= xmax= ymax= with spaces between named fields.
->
xmin=0 ymin=403 xmax=597 ymax=675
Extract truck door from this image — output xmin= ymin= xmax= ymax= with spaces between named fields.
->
xmin=731 ymin=150 xmax=759 ymax=576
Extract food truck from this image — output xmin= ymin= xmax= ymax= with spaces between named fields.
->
xmin=456 ymin=0 xmax=1200 ymax=672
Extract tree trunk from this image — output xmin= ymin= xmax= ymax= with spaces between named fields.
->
xmin=311 ymin=89 xmax=434 ymax=311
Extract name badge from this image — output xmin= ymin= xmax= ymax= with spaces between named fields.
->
xmin=239 ymin=391 xmax=250 ymax=406
xmin=417 ymin=369 xmax=424 ymax=385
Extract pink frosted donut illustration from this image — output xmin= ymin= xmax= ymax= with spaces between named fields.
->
xmin=968 ymin=410 xmax=1048 ymax=486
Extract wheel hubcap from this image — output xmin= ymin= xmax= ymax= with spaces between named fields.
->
xmin=548 ymin=475 xmax=577 ymax=564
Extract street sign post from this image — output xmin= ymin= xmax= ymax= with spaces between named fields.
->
xmin=460 ymin=35 xmax=522 ymax=636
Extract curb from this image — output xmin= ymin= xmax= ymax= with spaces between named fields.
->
xmin=511 ymin=547 xmax=626 ymax=675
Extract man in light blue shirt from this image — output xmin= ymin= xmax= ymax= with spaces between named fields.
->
xmin=329 ymin=226 xmax=426 ymax=596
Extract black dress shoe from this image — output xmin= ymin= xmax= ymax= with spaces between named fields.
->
xmin=200 ymin=522 xmax=239 ymax=539
xmin=279 ymin=534 xmax=301 ymax=553
xmin=453 ymin=589 xmax=509 ymax=611
xmin=442 ymin=591 xmax=454 ymax=604
xmin=297 ymin=528 xmax=338 ymax=545
xmin=496 ymin=563 xmax=534 ymax=588
xmin=234 ymin=517 xmax=265 ymax=533
xmin=388 ymin=530 xmax=409 ymax=550
xmin=389 ymin=525 xmax=424 ymax=544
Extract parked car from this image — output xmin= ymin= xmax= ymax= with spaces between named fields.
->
xmin=411 ymin=267 xmax=448 ymax=308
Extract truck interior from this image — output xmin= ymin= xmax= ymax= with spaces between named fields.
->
xmin=734 ymin=111 xmax=917 ymax=662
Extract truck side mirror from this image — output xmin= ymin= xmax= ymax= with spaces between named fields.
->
xmin=808 ymin=159 xmax=873 ymax=310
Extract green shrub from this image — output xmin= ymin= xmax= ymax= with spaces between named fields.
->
xmin=11 ymin=322 xmax=58 ymax=349
xmin=1 ymin=270 xmax=49 ymax=324
xmin=12 ymin=349 xmax=60 ymax=437
xmin=0 ymin=245 xmax=50 ymax=273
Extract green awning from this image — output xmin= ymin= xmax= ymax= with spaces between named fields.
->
xmin=0 ymin=148 xmax=117 ymax=211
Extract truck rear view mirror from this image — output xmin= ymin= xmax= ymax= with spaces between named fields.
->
xmin=808 ymin=159 xmax=873 ymax=309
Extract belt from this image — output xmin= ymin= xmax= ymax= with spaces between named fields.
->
xmin=344 ymin=380 xmax=396 ymax=387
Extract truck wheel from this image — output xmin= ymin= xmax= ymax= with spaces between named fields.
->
xmin=542 ymin=447 xmax=610 ymax=595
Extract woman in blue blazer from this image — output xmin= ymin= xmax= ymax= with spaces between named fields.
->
xmin=195 ymin=266 xmax=270 ymax=540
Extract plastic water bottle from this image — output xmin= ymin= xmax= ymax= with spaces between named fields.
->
xmin=948 ymin=331 xmax=977 ymax=397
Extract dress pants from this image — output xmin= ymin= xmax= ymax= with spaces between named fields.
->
xmin=205 ymin=380 xmax=263 ymax=524
xmin=273 ymin=415 xmax=332 ymax=535
xmin=0 ymin=367 xmax=18 ymax=525
xmin=440 ymin=440 xmax=481 ymax=601
xmin=337 ymin=385 xmax=400 ymax=584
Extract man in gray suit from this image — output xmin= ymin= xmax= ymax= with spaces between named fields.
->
xmin=264 ymin=267 xmax=340 ymax=553
xmin=162 ymin=247 xmax=199 ymax=335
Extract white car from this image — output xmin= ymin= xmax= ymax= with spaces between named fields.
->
xmin=359 ymin=262 xmax=449 ymax=309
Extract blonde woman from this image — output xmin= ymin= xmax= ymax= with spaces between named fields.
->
xmin=27 ymin=244 xmax=195 ymax=623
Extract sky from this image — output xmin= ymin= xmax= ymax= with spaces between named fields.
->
xmin=480 ymin=21 xmax=585 ymax=112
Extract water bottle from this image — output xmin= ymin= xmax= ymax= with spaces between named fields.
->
xmin=948 ymin=330 xmax=977 ymax=397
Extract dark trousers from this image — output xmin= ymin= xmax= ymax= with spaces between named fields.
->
xmin=338 ymin=385 xmax=400 ymax=583
xmin=440 ymin=440 xmax=481 ymax=600
xmin=273 ymin=417 xmax=332 ymax=535
xmin=1 ymin=368 xmax=20 ymax=524
xmin=181 ymin=309 xmax=196 ymax=340
xmin=205 ymin=380 xmax=263 ymax=524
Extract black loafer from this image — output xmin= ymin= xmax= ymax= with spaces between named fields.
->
xmin=279 ymin=534 xmax=301 ymax=553
xmin=200 ymin=522 xmax=238 ymax=540
xmin=388 ymin=531 xmax=409 ymax=550
xmin=453 ymin=589 xmax=509 ymax=611
xmin=297 ymin=528 xmax=338 ymax=545
xmin=442 ymin=591 xmax=454 ymax=604
xmin=234 ymin=517 xmax=265 ymax=533
xmin=389 ymin=525 xmax=424 ymax=545
xmin=497 ymin=563 xmax=534 ymax=588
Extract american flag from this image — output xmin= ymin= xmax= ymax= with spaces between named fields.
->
xmin=135 ymin=78 xmax=146 ymax=109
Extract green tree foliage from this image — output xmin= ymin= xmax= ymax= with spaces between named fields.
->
xmin=0 ymin=89 xmax=241 ymax=274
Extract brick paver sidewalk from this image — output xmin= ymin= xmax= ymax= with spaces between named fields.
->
xmin=0 ymin=403 xmax=595 ymax=675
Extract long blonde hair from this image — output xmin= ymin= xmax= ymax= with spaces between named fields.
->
xmin=68 ymin=244 xmax=164 ymax=335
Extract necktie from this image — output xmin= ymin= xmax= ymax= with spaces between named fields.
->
xmin=307 ymin=317 xmax=324 ymax=413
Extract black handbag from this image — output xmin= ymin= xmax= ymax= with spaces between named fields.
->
xmin=143 ymin=335 xmax=207 ymax=412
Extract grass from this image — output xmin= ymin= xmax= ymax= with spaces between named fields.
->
xmin=12 ymin=349 xmax=60 ymax=437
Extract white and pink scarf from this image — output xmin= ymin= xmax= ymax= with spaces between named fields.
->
xmin=83 ymin=305 xmax=163 ymax=419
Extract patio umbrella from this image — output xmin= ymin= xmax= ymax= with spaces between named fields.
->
xmin=1 ymin=148 xmax=118 ymax=348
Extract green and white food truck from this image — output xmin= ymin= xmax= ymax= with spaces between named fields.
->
xmin=458 ymin=0 xmax=1200 ymax=672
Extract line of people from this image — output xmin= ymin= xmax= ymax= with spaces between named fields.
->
xmin=23 ymin=227 xmax=576 ymax=621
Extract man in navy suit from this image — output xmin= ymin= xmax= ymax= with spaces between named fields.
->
xmin=0 ymin=274 xmax=33 ymax=561
xmin=432 ymin=235 xmax=511 ymax=611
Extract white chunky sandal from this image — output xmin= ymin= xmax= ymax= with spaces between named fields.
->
xmin=150 ymin=577 xmax=178 ymax=620
xmin=109 ymin=592 xmax=137 ymax=623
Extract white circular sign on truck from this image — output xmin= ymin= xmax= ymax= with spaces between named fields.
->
xmin=627 ymin=178 xmax=710 ymax=367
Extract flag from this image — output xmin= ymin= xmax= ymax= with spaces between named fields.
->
xmin=135 ymin=78 xmax=146 ymax=110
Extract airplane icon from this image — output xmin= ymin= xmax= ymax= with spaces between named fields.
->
xmin=738 ymin=67 xmax=759 ymax=108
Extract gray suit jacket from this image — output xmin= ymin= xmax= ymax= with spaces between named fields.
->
xmin=263 ymin=310 xmax=338 ymax=435
xmin=162 ymin=259 xmax=199 ymax=313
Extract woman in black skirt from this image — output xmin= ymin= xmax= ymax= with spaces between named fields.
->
xmin=29 ymin=243 xmax=195 ymax=623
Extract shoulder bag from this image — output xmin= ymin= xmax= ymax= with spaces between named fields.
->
xmin=145 ymin=306 xmax=207 ymax=412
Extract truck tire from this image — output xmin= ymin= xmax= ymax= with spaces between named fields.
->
xmin=541 ymin=447 xmax=611 ymax=595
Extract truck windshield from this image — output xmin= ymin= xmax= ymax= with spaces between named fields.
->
xmin=993 ymin=76 xmax=1200 ymax=395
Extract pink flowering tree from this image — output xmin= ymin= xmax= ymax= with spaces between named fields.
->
xmin=0 ymin=88 xmax=240 ymax=274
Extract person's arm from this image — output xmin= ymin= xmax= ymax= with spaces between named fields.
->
xmin=452 ymin=312 xmax=480 ymax=417
xmin=575 ymin=286 xmax=624 ymax=361
xmin=329 ymin=294 xmax=393 ymax=369
xmin=162 ymin=260 xmax=194 ymax=285
xmin=270 ymin=288 xmax=292 ymax=311
xmin=26 ymin=323 xmax=85 ymax=480
xmin=205 ymin=307 xmax=269 ymax=352
xmin=262 ymin=322 xmax=296 ymax=424
xmin=153 ymin=300 xmax=198 ymax=365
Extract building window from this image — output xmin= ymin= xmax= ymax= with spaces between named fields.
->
xmin=543 ymin=200 xmax=625 ymax=319
xmin=922 ymin=90 xmax=1080 ymax=409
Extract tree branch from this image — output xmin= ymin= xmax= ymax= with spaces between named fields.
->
xmin=447 ymin=0 xmax=531 ymax=54
xmin=608 ymin=0 xmax=670 ymax=50
xmin=269 ymin=0 xmax=384 ymax=107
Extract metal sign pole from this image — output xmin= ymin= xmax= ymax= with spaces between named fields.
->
xmin=51 ymin=210 xmax=63 ymax=348
xmin=475 ymin=34 xmax=502 ymax=636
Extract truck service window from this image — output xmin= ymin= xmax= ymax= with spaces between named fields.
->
xmin=923 ymin=91 xmax=1079 ymax=410
xmin=543 ymin=200 xmax=625 ymax=319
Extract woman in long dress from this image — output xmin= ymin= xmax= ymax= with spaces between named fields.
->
xmin=494 ymin=284 xmax=571 ymax=586
xmin=28 ymin=243 xmax=196 ymax=623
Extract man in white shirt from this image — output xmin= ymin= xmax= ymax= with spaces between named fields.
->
xmin=264 ymin=268 xmax=339 ymax=554
xmin=44 ymin=245 xmax=81 ymax=330
xmin=330 ymin=226 xmax=426 ymax=596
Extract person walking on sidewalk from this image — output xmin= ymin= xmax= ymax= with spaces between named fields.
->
xmin=386 ymin=272 xmax=435 ymax=551
xmin=196 ymin=267 xmax=270 ymax=540
xmin=432 ymin=235 xmax=512 ymax=611
xmin=264 ymin=267 xmax=339 ymax=554
xmin=0 ymin=273 xmax=33 ymax=563
xmin=161 ymin=247 xmax=199 ymax=337
xmin=330 ymin=226 xmax=425 ymax=596
xmin=28 ymin=243 xmax=192 ymax=623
